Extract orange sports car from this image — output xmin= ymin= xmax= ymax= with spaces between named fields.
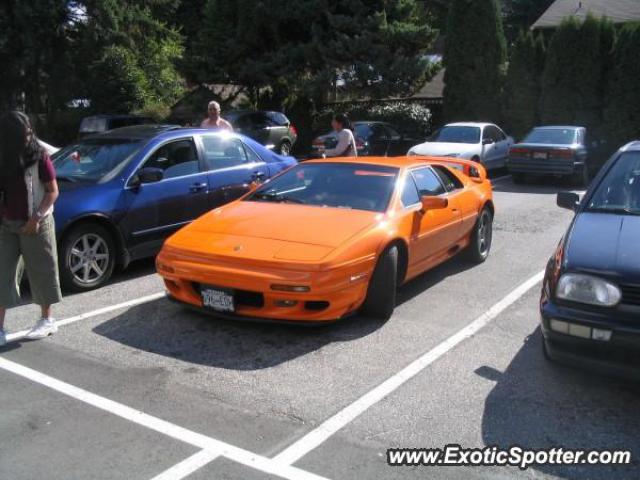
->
xmin=156 ymin=156 xmax=494 ymax=323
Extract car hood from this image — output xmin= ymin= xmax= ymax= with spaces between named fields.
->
xmin=167 ymin=201 xmax=380 ymax=263
xmin=565 ymin=212 xmax=640 ymax=283
xmin=410 ymin=142 xmax=478 ymax=156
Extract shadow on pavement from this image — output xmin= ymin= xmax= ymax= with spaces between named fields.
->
xmin=481 ymin=328 xmax=640 ymax=479
xmin=94 ymin=253 xmax=476 ymax=371
xmin=492 ymin=177 xmax=582 ymax=195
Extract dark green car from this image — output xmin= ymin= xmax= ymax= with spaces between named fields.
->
xmin=226 ymin=110 xmax=298 ymax=156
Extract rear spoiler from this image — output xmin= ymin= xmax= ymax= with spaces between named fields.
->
xmin=427 ymin=157 xmax=487 ymax=183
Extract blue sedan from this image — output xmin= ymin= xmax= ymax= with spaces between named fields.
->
xmin=540 ymin=140 xmax=640 ymax=378
xmin=51 ymin=125 xmax=297 ymax=291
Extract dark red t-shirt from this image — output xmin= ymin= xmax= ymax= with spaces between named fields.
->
xmin=0 ymin=153 xmax=56 ymax=221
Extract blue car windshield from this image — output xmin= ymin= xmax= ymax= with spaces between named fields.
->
xmin=53 ymin=139 xmax=143 ymax=183
xmin=523 ymin=128 xmax=577 ymax=145
xmin=246 ymin=163 xmax=399 ymax=212
xmin=588 ymin=152 xmax=640 ymax=215
xmin=429 ymin=126 xmax=480 ymax=144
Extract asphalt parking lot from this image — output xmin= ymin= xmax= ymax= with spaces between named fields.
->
xmin=2 ymin=174 xmax=640 ymax=480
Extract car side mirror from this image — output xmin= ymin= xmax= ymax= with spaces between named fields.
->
xmin=557 ymin=191 xmax=580 ymax=211
xmin=420 ymin=196 xmax=448 ymax=213
xmin=482 ymin=138 xmax=494 ymax=145
xmin=131 ymin=167 xmax=164 ymax=187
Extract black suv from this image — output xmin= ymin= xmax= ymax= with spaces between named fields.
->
xmin=79 ymin=114 xmax=155 ymax=138
xmin=226 ymin=111 xmax=298 ymax=156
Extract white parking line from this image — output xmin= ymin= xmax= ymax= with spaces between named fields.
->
xmin=273 ymin=270 xmax=545 ymax=465
xmin=6 ymin=292 xmax=166 ymax=343
xmin=149 ymin=450 xmax=221 ymax=480
xmin=0 ymin=357 xmax=329 ymax=480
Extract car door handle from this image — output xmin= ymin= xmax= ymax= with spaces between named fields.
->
xmin=190 ymin=182 xmax=208 ymax=193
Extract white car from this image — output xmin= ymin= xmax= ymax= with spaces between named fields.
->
xmin=408 ymin=122 xmax=513 ymax=170
xmin=38 ymin=139 xmax=59 ymax=155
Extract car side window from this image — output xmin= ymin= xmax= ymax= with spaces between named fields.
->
xmin=432 ymin=165 xmax=464 ymax=191
xmin=201 ymin=136 xmax=248 ymax=171
xmin=493 ymin=126 xmax=507 ymax=141
xmin=370 ymin=124 xmax=388 ymax=140
xmin=401 ymin=174 xmax=421 ymax=206
xmin=411 ymin=167 xmax=446 ymax=196
xmin=143 ymin=139 xmax=199 ymax=179
xmin=243 ymin=143 xmax=263 ymax=163
xmin=483 ymin=126 xmax=497 ymax=143
xmin=385 ymin=125 xmax=401 ymax=140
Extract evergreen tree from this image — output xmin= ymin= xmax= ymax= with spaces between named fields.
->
xmin=443 ymin=0 xmax=507 ymax=122
xmin=604 ymin=23 xmax=640 ymax=147
xmin=189 ymin=0 xmax=438 ymax=105
xmin=503 ymin=30 xmax=545 ymax=139
xmin=539 ymin=15 xmax=613 ymax=133
xmin=503 ymin=0 xmax=554 ymax=39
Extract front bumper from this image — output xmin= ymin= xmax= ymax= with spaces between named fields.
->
xmin=540 ymin=299 xmax=640 ymax=380
xmin=507 ymin=158 xmax=584 ymax=175
xmin=156 ymin=250 xmax=374 ymax=323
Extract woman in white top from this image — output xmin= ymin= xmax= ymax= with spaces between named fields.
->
xmin=321 ymin=113 xmax=357 ymax=157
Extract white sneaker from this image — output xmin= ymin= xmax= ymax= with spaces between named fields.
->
xmin=26 ymin=318 xmax=58 ymax=340
xmin=0 ymin=329 xmax=6 ymax=346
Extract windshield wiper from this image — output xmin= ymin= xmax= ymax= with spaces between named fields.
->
xmin=253 ymin=191 xmax=305 ymax=204
xmin=56 ymin=175 xmax=77 ymax=183
xmin=588 ymin=206 xmax=640 ymax=216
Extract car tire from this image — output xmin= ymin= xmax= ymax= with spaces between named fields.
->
xmin=278 ymin=141 xmax=292 ymax=156
xmin=59 ymin=223 xmax=116 ymax=292
xmin=361 ymin=245 xmax=398 ymax=320
xmin=466 ymin=207 xmax=493 ymax=263
xmin=512 ymin=172 xmax=526 ymax=184
xmin=572 ymin=165 xmax=589 ymax=188
xmin=471 ymin=155 xmax=481 ymax=163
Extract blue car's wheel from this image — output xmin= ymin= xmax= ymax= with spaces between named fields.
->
xmin=60 ymin=223 xmax=116 ymax=292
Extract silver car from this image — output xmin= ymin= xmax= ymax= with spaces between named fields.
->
xmin=408 ymin=122 xmax=513 ymax=170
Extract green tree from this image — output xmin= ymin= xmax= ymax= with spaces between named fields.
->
xmin=443 ymin=0 xmax=507 ymax=122
xmin=190 ymin=0 xmax=438 ymax=105
xmin=604 ymin=22 xmax=640 ymax=147
xmin=503 ymin=0 xmax=554 ymax=39
xmin=539 ymin=15 xmax=614 ymax=133
xmin=503 ymin=30 xmax=545 ymax=139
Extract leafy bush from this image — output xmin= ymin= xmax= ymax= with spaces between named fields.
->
xmin=315 ymin=101 xmax=433 ymax=137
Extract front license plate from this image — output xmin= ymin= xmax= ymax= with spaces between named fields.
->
xmin=533 ymin=151 xmax=548 ymax=159
xmin=201 ymin=286 xmax=235 ymax=312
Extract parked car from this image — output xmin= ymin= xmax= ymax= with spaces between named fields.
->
xmin=38 ymin=139 xmax=59 ymax=155
xmin=225 ymin=110 xmax=298 ymax=156
xmin=311 ymin=121 xmax=420 ymax=157
xmin=156 ymin=156 xmax=494 ymax=323
xmin=51 ymin=125 xmax=297 ymax=291
xmin=507 ymin=126 xmax=593 ymax=186
xmin=78 ymin=114 xmax=156 ymax=137
xmin=540 ymin=140 xmax=640 ymax=379
xmin=408 ymin=122 xmax=513 ymax=171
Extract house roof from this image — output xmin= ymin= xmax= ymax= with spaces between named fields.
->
xmin=532 ymin=0 xmax=640 ymax=29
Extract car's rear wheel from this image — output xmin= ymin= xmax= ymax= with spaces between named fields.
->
xmin=466 ymin=207 xmax=493 ymax=263
xmin=361 ymin=245 xmax=398 ymax=320
xmin=60 ymin=223 xmax=116 ymax=292
xmin=278 ymin=140 xmax=292 ymax=156
xmin=512 ymin=172 xmax=527 ymax=184
xmin=572 ymin=165 xmax=589 ymax=188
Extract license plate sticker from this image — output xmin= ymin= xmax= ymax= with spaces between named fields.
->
xmin=201 ymin=286 xmax=235 ymax=312
xmin=533 ymin=151 xmax=548 ymax=159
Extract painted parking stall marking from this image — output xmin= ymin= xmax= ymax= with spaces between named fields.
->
xmin=273 ymin=270 xmax=545 ymax=466
xmin=5 ymin=291 xmax=166 ymax=343
xmin=0 ymin=356 xmax=329 ymax=480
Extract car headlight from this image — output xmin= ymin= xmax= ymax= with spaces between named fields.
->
xmin=407 ymin=150 xmax=417 ymax=156
xmin=556 ymin=273 xmax=621 ymax=306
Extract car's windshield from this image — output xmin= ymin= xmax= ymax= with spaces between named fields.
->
xmin=523 ymin=128 xmax=577 ymax=145
xmin=587 ymin=152 xmax=640 ymax=215
xmin=429 ymin=126 xmax=480 ymax=144
xmin=246 ymin=163 xmax=398 ymax=212
xmin=53 ymin=139 xmax=143 ymax=183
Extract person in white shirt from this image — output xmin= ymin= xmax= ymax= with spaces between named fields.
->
xmin=200 ymin=101 xmax=233 ymax=131
xmin=321 ymin=113 xmax=357 ymax=157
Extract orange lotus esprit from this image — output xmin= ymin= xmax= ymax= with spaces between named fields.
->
xmin=156 ymin=156 xmax=494 ymax=323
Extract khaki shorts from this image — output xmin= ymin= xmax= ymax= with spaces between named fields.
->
xmin=0 ymin=215 xmax=62 ymax=308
